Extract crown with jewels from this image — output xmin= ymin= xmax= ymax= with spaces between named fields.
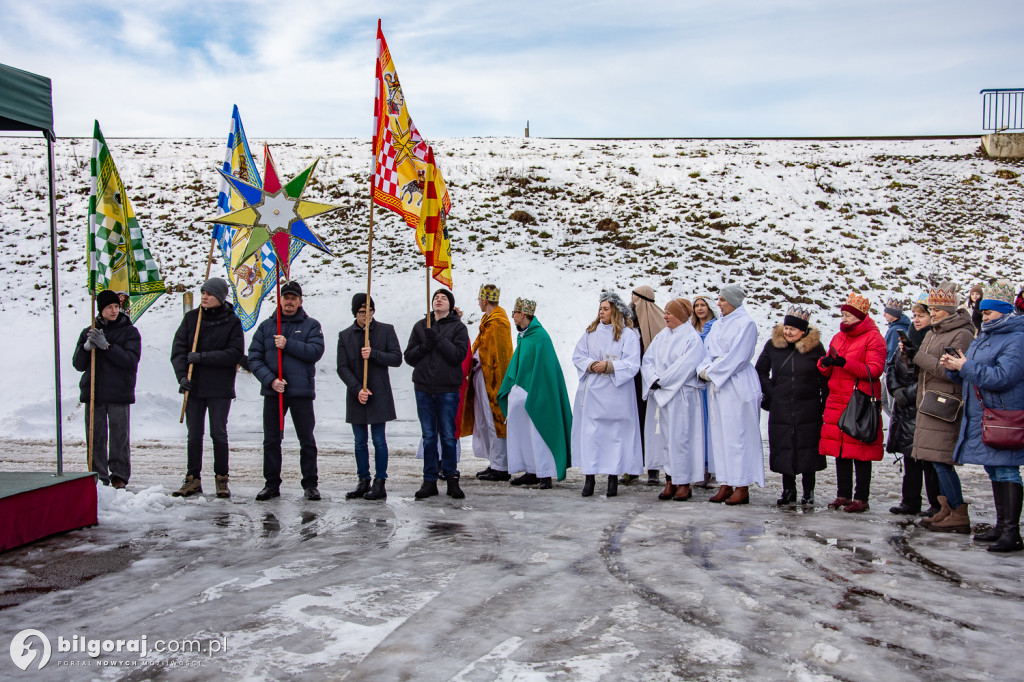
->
xmin=884 ymin=297 xmax=910 ymax=312
xmin=926 ymin=286 xmax=957 ymax=308
xmin=478 ymin=284 xmax=500 ymax=303
xmin=514 ymin=297 xmax=537 ymax=315
xmin=844 ymin=292 xmax=871 ymax=315
xmin=785 ymin=305 xmax=811 ymax=321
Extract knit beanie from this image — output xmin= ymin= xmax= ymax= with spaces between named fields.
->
xmin=201 ymin=277 xmax=230 ymax=304
xmin=96 ymin=289 xmax=120 ymax=312
xmin=665 ymin=298 xmax=693 ymax=325
xmin=351 ymin=292 xmax=375 ymax=317
xmin=718 ymin=284 xmax=745 ymax=308
xmin=841 ymin=292 xmax=870 ymax=321
xmin=783 ymin=305 xmax=811 ymax=332
xmin=883 ymin=297 xmax=906 ymax=318
xmin=433 ymin=288 xmax=455 ymax=310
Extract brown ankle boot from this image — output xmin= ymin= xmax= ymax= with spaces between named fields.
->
xmin=215 ymin=475 xmax=230 ymax=499
xmin=920 ymin=496 xmax=951 ymax=529
xmin=673 ymin=484 xmax=692 ymax=501
xmin=724 ymin=486 xmax=749 ymax=505
xmin=928 ymin=502 xmax=970 ymax=534
xmin=709 ymin=485 xmax=734 ymax=503
xmin=658 ymin=481 xmax=678 ymax=500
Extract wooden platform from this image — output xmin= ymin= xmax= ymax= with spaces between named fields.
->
xmin=0 ymin=472 xmax=98 ymax=552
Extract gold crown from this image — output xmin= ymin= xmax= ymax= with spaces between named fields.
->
xmin=926 ymin=287 xmax=957 ymax=308
xmin=513 ymin=297 xmax=537 ymax=315
xmin=478 ymin=284 xmax=500 ymax=303
xmin=844 ymin=292 xmax=870 ymax=314
xmin=785 ymin=305 xmax=811 ymax=321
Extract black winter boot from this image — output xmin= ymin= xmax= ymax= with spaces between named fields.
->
xmin=606 ymin=475 xmax=618 ymax=498
xmin=776 ymin=489 xmax=797 ymax=506
xmin=989 ymin=482 xmax=1024 ymax=553
xmin=582 ymin=475 xmax=596 ymax=497
xmin=646 ymin=470 xmax=661 ymax=486
xmin=363 ymin=478 xmax=387 ymax=500
xmin=974 ymin=481 xmax=1004 ymax=542
xmin=346 ymin=478 xmax=371 ymax=500
xmin=414 ymin=479 xmax=439 ymax=500
xmin=446 ymin=475 xmax=465 ymax=499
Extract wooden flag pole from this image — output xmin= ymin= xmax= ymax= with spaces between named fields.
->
xmin=179 ymin=237 xmax=218 ymax=423
xmin=426 ymin=263 xmax=432 ymax=329
xmin=88 ymin=293 xmax=96 ymax=475
xmin=363 ymin=186 xmax=375 ymax=390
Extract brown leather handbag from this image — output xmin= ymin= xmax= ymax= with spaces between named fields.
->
xmin=974 ymin=386 xmax=1024 ymax=450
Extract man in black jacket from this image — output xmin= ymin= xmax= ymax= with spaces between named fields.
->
xmin=170 ymin=278 xmax=244 ymax=498
xmin=405 ymin=288 xmax=470 ymax=500
xmin=337 ymin=293 xmax=402 ymax=500
xmin=72 ymin=289 xmax=142 ymax=489
xmin=248 ymin=281 xmax=326 ymax=501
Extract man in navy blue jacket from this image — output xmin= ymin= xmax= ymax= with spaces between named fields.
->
xmin=248 ymin=281 xmax=326 ymax=501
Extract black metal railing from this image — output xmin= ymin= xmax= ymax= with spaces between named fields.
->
xmin=981 ymin=89 xmax=1024 ymax=132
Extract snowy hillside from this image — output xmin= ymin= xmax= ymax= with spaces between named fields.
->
xmin=0 ymin=135 xmax=1021 ymax=446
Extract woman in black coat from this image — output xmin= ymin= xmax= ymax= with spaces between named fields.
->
xmin=755 ymin=306 xmax=828 ymax=506
xmin=886 ymin=301 xmax=940 ymax=516
xmin=336 ymin=294 xmax=402 ymax=500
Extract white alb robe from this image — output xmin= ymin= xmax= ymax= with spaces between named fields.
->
xmin=505 ymin=385 xmax=558 ymax=478
xmin=471 ymin=353 xmax=508 ymax=470
xmin=571 ymin=324 xmax=643 ymax=476
xmin=641 ymin=324 xmax=707 ymax=483
xmin=696 ymin=304 xmax=765 ymax=487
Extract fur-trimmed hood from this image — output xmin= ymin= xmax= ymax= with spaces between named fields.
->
xmin=771 ymin=324 xmax=821 ymax=353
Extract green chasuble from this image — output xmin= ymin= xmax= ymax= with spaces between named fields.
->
xmin=498 ymin=317 xmax=573 ymax=480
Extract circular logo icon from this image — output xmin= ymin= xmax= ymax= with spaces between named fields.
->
xmin=10 ymin=629 xmax=51 ymax=671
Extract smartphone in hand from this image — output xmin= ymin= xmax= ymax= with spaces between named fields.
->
xmin=897 ymin=330 xmax=912 ymax=346
xmin=943 ymin=346 xmax=962 ymax=358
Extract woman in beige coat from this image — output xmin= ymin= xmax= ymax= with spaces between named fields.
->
xmin=912 ymin=283 xmax=976 ymax=534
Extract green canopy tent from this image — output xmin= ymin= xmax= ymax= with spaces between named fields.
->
xmin=0 ymin=63 xmax=65 ymax=473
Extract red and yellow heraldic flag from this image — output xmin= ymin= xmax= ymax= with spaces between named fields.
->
xmin=371 ymin=20 xmax=453 ymax=287
xmin=416 ymin=146 xmax=452 ymax=288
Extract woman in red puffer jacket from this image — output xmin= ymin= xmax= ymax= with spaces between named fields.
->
xmin=818 ymin=293 xmax=887 ymax=513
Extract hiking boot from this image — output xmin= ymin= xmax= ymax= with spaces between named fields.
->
xmin=215 ymin=475 xmax=230 ymax=499
xmin=928 ymin=502 xmax=970 ymax=533
xmin=582 ymin=475 xmax=596 ymax=497
xmin=415 ymin=480 xmax=439 ymax=500
xmin=363 ymin=478 xmax=387 ymax=501
xmin=724 ymin=486 xmax=749 ymax=505
xmin=446 ymin=476 xmax=465 ymax=499
xmin=510 ymin=472 xmax=539 ymax=486
xmin=920 ymin=496 xmax=951 ymax=529
xmin=172 ymin=474 xmax=202 ymax=497
xmin=304 ymin=486 xmax=322 ymax=501
xmin=645 ymin=470 xmax=661 ymax=486
xmin=255 ymin=485 xmax=280 ymax=501
xmin=345 ymin=479 xmax=371 ymax=500
xmin=709 ymin=485 xmax=734 ymax=503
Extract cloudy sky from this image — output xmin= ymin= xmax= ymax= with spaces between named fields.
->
xmin=1 ymin=0 xmax=1021 ymax=139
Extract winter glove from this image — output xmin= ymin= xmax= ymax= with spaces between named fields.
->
xmin=650 ymin=380 xmax=662 ymax=391
xmin=87 ymin=328 xmax=109 ymax=350
xmin=893 ymin=387 xmax=909 ymax=410
xmin=423 ymin=326 xmax=439 ymax=348
xmin=820 ymin=355 xmax=834 ymax=368
xmin=187 ymin=352 xmax=202 ymax=365
xmin=83 ymin=335 xmax=95 ymax=351
xmin=831 ymin=355 xmax=847 ymax=368
xmin=178 ymin=378 xmax=193 ymax=394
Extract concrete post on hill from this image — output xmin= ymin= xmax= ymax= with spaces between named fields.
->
xmin=981 ymin=133 xmax=1024 ymax=159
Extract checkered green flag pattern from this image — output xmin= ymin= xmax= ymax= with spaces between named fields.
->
xmin=88 ymin=121 xmax=165 ymax=322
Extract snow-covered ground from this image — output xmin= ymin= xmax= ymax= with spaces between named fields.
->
xmin=0 ymin=135 xmax=1022 ymax=679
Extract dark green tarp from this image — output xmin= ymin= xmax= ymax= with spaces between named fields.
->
xmin=0 ymin=63 xmax=54 ymax=138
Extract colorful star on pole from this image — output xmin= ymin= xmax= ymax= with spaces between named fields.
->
xmin=204 ymin=144 xmax=340 ymax=279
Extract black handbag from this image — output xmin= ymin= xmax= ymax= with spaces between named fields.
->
xmin=838 ymin=378 xmax=881 ymax=443
xmin=918 ymin=374 xmax=963 ymax=423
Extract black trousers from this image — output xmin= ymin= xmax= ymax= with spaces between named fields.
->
xmin=902 ymin=457 xmax=940 ymax=510
xmin=185 ymin=397 xmax=231 ymax=478
xmin=782 ymin=473 xmax=816 ymax=496
xmin=85 ymin=403 xmax=130 ymax=484
xmin=262 ymin=395 xmax=318 ymax=489
xmin=835 ymin=458 xmax=872 ymax=501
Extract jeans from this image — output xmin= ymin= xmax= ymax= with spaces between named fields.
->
xmin=263 ymin=395 xmax=318 ymax=490
xmin=835 ymin=458 xmax=872 ymax=501
xmin=353 ymin=423 xmax=388 ymax=480
xmin=932 ymin=462 xmax=964 ymax=509
xmin=185 ymin=397 xmax=231 ymax=478
xmin=85 ymin=403 xmax=130 ymax=484
xmin=415 ymin=390 xmax=460 ymax=481
xmin=984 ymin=465 xmax=1023 ymax=485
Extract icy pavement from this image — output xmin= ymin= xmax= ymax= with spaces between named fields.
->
xmin=1 ymin=439 xmax=1022 ymax=681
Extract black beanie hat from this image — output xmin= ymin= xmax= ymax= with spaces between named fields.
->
xmin=433 ymin=288 xmax=455 ymax=310
xmin=351 ymin=293 xmax=375 ymax=317
xmin=97 ymin=290 xmax=120 ymax=313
